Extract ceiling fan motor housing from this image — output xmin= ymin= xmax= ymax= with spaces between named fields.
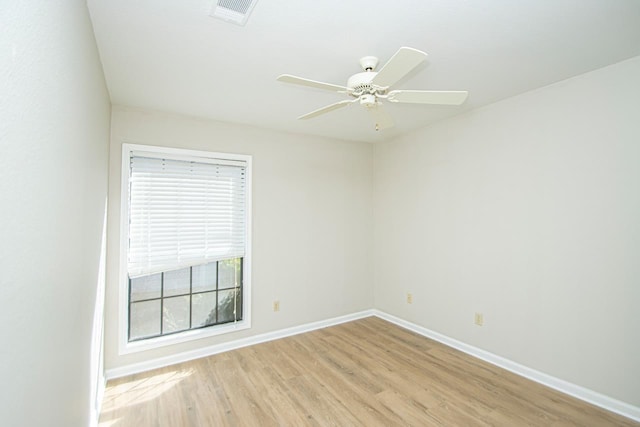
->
xmin=347 ymin=72 xmax=384 ymax=97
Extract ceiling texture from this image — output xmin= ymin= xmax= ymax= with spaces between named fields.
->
xmin=87 ymin=0 xmax=640 ymax=143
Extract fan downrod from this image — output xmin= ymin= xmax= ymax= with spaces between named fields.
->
xmin=359 ymin=56 xmax=379 ymax=72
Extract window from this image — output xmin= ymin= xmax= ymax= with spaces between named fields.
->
xmin=128 ymin=258 xmax=242 ymax=340
xmin=120 ymin=144 xmax=251 ymax=353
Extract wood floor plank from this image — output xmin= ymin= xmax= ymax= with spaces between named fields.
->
xmin=99 ymin=317 xmax=638 ymax=426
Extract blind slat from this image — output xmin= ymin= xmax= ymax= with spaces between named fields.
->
xmin=128 ymin=155 xmax=246 ymax=278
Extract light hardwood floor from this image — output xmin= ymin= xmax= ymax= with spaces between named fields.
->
xmin=99 ymin=317 xmax=638 ymax=426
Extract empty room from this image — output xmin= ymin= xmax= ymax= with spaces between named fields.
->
xmin=2 ymin=0 xmax=640 ymax=426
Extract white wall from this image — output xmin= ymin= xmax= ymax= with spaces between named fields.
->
xmin=105 ymin=107 xmax=373 ymax=369
xmin=373 ymin=56 xmax=640 ymax=407
xmin=0 ymin=1 xmax=111 ymax=426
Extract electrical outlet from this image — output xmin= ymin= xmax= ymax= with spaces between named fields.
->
xmin=474 ymin=312 xmax=484 ymax=326
xmin=407 ymin=293 xmax=413 ymax=304
xmin=273 ymin=301 xmax=280 ymax=312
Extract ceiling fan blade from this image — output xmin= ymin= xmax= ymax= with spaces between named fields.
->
xmin=388 ymin=90 xmax=469 ymax=105
xmin=371 ymin=47 xmax=428 ymax=88
xmin=298 ymin=99 xmax=353 ymax=120
xmin=367 ymin=103 xmax=395 ymax=130
xmin=277 ymin=74 xmax=347 ymax=92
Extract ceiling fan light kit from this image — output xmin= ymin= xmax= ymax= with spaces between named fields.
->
xmin=277 ymin=47 xmax=469 ymax=131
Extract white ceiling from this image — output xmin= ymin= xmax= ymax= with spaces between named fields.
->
xmin=87 ymin=0 xmax=640 ymax=143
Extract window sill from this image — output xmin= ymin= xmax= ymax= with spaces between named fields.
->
xmin=119 ymin=319 xmax=251 ymax=355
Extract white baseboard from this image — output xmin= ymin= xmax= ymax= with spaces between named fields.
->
xmin=90 ymin=375 xmax=106 ymax=427
xmin=372 ymin=310 xmax=640 ymax=423
xmin=105 ymin=309 xmax=374 ymax=380
xmin=104 ymin=308 xmax=639 ymax=423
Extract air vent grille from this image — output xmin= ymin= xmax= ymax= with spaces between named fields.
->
xmin=210 ymin=0 xmax=258 ymax=26
xmin=218 ymin=0 xmax=252 ymax=14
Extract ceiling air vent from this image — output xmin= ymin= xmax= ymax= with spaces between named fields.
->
xmin=210 ymin=0 xmax=258 ymax=26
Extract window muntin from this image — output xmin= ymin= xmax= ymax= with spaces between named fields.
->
xmin=128 ymin=258 xmax=243 ymax=341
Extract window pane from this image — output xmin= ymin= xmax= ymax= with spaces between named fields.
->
xmin=219 ymin=258 xmax=241 ymax=289
xmin=130 ymin=300 xmax=161 ymax=340
xmin=234 ymin=287 xmax=243 ymax=321
xmin=164 ymin=268 xmax=190 ymax=297
xmin=218 ymin=288 xmax=239 ymax=323
xmin=192 ymin=292 xmax=217 ymax=327
xmin=130 ymin=273 xmax=161 ymax=302
xmin=163 ymin=296 xmax=190 ymax=333
xmin=192 ymin=262 xmax=216 ymax=292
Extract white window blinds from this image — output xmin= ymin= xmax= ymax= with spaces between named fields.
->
xmin=127 ymin=154 xmax=247 ymax=278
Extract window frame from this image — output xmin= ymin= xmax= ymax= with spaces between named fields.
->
xmin=118 ymin=143 xmax=252 ymax=355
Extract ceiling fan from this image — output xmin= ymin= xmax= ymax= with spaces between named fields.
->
xmin=277 ymin=47 xmax=469 ymax=131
